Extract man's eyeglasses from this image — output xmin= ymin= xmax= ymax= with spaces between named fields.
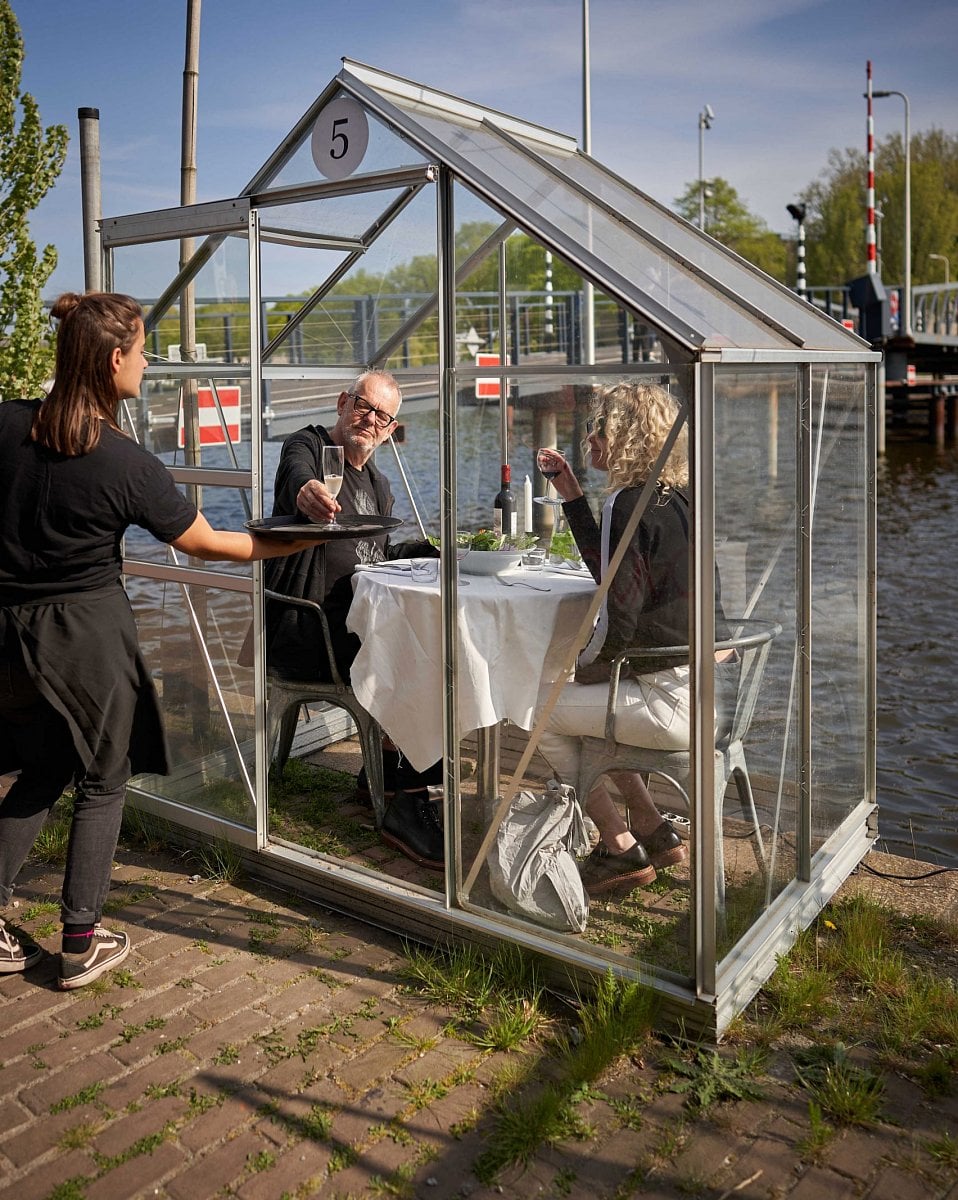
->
xmin=347 ymin=392 xmax=397 ymax=430
xmin=586 ymin=417 xmax=606 ymax=436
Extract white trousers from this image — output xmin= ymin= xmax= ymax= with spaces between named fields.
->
xmin=537 ymin=667 xmax=692 ymax=785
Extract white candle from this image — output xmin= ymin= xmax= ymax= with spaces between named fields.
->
xmin=523 ymin=475 xmax=533 ymax=533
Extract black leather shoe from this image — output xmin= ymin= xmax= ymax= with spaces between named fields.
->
xmin=579 ymin=842 xmax=656 ymax=897
xmin=637 ymin=821 xmax=689 ymax=869
xmin=380 ymin=789 xmax=445 ymax=870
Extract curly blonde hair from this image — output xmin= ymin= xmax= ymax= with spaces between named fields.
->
xmin=588 ymin=381 xmax=688 ymax=490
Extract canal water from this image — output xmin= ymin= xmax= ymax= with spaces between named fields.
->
xmin=875 ymin=438 xmax=958 ymax=866
xmin=189 ymin=408 xmax=957 ymax=868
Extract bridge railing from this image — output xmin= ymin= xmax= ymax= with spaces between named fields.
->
xmin=806 ymin=281 xmax=958 ymax=341
xmin=913 ymin=283 xmax=958 ymax=337
xmin=805 ymin=286 xmax=856 ymax=326
xmin=124 ymin=291 xmax=663 ymax=369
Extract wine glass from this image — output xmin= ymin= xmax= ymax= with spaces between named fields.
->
xmin=535 ymin=448 xmax=568 ymax=564
xmin=455 ymin=530 xmax=472 ymax=562
xmin=321 ymin=444 xmax=345 ymax=529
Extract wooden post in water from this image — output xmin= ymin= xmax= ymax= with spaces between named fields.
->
xmin=531 ymin=407 xmax=558 ymax=537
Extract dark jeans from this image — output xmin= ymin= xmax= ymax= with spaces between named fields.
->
xmin=0 ymin=635 xmax=126 ymax=926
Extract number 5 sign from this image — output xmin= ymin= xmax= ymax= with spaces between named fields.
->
xmin=311 ymin=96 xmax=369 ymax=181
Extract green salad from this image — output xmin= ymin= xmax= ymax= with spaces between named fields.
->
xmin=429 ymin=530 xmax=539 ymax=551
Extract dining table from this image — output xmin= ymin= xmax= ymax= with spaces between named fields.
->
xmin=346 ymin=559 xmax=596 ymax=789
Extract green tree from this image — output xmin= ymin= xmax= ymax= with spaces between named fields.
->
xmin=800 ymin=130 xmax=958 ymax=287
xmin=0 ymin=0 xmax=67 ymax=399
xmin=674 ymin=177 xmax=787 ymax=280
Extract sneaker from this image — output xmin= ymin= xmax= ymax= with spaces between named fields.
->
xmin=58 ymin=925 xmax=130 ymax=991
xmin=579 ymin=842 xmax=656 ymax=897
xmin=0 ymin=916 xmax=42 ymax=973
xmin=637 ymin=821 xmax=689 ymax=869
xmin=380 ymin=789 xmax=445 ymax=871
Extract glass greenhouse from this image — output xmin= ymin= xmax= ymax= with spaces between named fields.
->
xmin=100 ymin=61 xmax=880 ymax=1037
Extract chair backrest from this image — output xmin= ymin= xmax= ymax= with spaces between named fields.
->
xmin=264 ymin=588 xmax=348 ymax=691
xmin=600 ymin=617 xmax=782 ymax=752
xmin=720 ymin=618 xmax=782 ymax=748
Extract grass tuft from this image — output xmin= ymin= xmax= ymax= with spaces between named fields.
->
xmin=792 ymin=1043 xmax=885 ymax=1126
xmin=190 ymin=837 xmax=244 ymax=883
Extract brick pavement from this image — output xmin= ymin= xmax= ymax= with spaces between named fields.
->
xmin=0 ymin=846 xmax=954 ymax=1200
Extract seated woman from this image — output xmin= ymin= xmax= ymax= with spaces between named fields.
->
xmin=536 ymin=381 xmax=737 ymax=898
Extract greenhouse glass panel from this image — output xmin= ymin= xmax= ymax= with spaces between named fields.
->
xmin=129 ymin=580 xmax=257 ymax=829
xmin=534 ymin=149 xmax=856 ymax=353
xmin=714 ymin=367 xmax=800 ymax=919
xmin=451 ymin=370 xmax=697 ymax=985
xmin=394 ymin=112 xmax=794 ymax=350
xmin=808 ymin=364 xmax=871 ymax=849
xmin=260 ymin=188 xmax=440 ymax=369
xmin=258 ymin=89 xmax=430 ymax=196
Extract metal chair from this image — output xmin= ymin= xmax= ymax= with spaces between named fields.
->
xmin=265 ymin=589 xmax=386 ymax=828
xmin=576 ymin=618 xmax=782 ymax=914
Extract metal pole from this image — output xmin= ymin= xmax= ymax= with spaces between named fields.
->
xmin=582 ymin=0 xmax=591 ymax=155
xmin=581 ymin=0 xmax=595 ymax=365
xmin=698 ymin=115 xmax=705 ymax=229
xmin=544 ymin=249 xmax=554 ymax=340
xmin=929 ymin=253 xmax=950 ymax=284
xmin=903 ymin=93 xmax=911 ymax=337
xmin=865 ymin=62 xmax=876 ymax=275
xmin=180 ymin=0 xmax=202 ymax=473
xmin=787 ymin=203 xmax=807 ymax=298
xmin=796 ymin=220 xmax=806 ymax=298
xmin=77 ymin=108 xmax=101 ymax=291
xmin=697 ymin=105 xmax=714 ymax=230
xmin=872 ymin=87 xmax=912 ymax=336
xmin=179 ymin=0 xmax=206 ymax=735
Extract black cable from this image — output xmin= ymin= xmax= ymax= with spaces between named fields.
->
xmin=856 ymin=860 xmax=957 ymax=882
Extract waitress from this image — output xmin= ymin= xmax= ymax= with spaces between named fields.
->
xmin=0 ymin=292 xmax=314 ymax=989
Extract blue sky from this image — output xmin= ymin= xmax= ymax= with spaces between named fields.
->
xmin=13 ymin=0 xmax=958 ymax=297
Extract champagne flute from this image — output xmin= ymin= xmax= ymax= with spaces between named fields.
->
xmin=321 ymin=444 xmax=345 ymax=529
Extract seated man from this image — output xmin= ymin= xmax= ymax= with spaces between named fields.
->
xmin=264 ymin=370 xmax=443 ymax=868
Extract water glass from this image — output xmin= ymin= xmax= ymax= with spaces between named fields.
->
xmin=521 ymin=547 xmax=546 ymax=572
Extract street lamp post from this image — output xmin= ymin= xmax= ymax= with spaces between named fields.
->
xmin=929 ymin=253 xmax=950 ymax=284
xmin=786 ymin=203 xmax=807 ymax=298
xmin=873 ymin=88 xmax=911 ymax=337
xmin=698 ymin=104 xmax=714 ymax=230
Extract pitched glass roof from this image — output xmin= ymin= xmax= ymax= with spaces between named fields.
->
xmin=331 ymin=59 xmax=865 ymax=355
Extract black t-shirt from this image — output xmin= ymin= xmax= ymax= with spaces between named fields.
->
xmin=0 ymin=398 xmax=197 ymax=604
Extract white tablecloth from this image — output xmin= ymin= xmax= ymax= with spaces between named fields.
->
xmin=347 ymin=563 xmax=596 ymax=770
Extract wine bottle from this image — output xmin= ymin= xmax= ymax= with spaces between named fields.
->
xmin=493 ymin=464 xmax=518 ymax=539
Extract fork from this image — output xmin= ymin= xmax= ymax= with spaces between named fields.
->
xmin=497 ymin=576 xmax=551 ymax=592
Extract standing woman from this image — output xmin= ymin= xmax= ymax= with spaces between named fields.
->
xmin=0 ymin=292 xmax=314 ymax=989
xmin=536 ymin=381 xmax=737 ymax=898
